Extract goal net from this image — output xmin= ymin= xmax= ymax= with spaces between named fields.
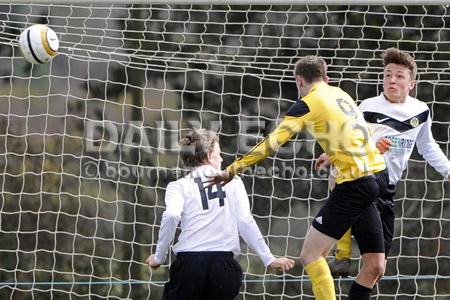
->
xmin=0 ymin=2 xmax=448 ymax=299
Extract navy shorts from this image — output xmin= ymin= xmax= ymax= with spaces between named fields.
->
xmin=312 ymin=171 xmax=389 ymax=250
xmin=353 ymin=183 xmax=396 ymax=255
xmin=162 ymin=251 xmax=242 ymax=300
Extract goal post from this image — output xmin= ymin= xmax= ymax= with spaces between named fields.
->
xmin=0 ymin=1 xmax=448 ymax=299
xmin=4 ymin=0 xmax=450 ymax=4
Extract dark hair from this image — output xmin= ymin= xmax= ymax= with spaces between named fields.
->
xmin=294 ymin=56 xmax=327 ymax=83
xmin=383 ymin=48 xmax=417 ymax=80
xmin=179 ymin=128 xmax=219 ymax=168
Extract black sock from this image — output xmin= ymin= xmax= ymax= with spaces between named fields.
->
xmin=348 ymin=281 xmax=373 ymax=300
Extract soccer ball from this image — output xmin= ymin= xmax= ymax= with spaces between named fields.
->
xmin=19 ymin=24 xmax=59 ymax=64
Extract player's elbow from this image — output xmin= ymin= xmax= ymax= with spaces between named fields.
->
xmin=162 ymin=210 xmax=181 ymax=222
xmin=416 ymin=142 xmax=437 ymax=157
xmin=237 ymin=218 xmax=255 ymax=230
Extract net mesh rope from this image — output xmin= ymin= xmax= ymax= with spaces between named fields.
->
xmin=0 ymin=3 xmax=448 ymax=299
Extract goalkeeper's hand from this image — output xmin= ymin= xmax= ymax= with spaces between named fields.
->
xmin=205 ymin=170 xmax=233 ymax=187
xmin=376 ymin=137 xmax=392 ymax=154
xmin=314 ymin=153 xmax=331 ymax=171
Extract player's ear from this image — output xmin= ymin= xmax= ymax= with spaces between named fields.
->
xmin=206 ymin=152 xmax=212 ymax=165
xmin=324 ymin=75 xmax=329 ymax=83
xmin=299 ymin=75 xmax=308 ymax=86
xmin=295 ymin=75 xmax=303 ymax=89
xmin=409 ymin=80 xmax=416 ymax=91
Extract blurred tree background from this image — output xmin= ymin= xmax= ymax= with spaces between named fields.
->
xmin=0 ymin=3 xmax=448 ymax=299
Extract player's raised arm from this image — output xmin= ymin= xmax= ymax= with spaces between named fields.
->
xmin=207 ymin=111 xmax=307 ymax=187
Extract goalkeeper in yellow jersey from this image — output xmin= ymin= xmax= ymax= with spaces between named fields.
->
xmin=316 ymin=48 xmax=450 ymax=278
xmin=207 ymin=56 xmax=389 ymax=300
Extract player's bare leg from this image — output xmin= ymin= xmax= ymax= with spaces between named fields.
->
xmin=348 ymin=252 xmax=385 ymax=300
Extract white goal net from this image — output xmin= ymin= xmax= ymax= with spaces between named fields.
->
xmin=0 ymin=2 xmax=448 ymax=299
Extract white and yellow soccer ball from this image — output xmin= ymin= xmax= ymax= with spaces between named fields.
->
xmin=19 ymin=24 xmax=59 ymax=64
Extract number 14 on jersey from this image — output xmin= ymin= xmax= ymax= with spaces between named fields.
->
xmin=194 ymin=177 xmax=226 ymax=210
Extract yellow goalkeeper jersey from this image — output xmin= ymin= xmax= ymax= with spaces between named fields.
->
xmin=226 ymin=81 xmax=385 ymax=184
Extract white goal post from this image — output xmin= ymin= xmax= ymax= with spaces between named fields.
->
xmin=4 ymin=0 xmax=450 ymax=4
xmin=0 ymin=1 xmax=448 ymax=299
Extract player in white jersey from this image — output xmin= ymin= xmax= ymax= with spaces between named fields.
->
xmin=146 ymin=128 xmax=294 ymax=300
xmin=316 ymin=48 xmax=450 ymax=283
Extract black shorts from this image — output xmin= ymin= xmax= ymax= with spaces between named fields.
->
xmin=162 ymin=251 xmax=243 ymax=300
xmin=353 ymin=183 xmax=396 ymax=255
xmin=312 ymin=171 xmax=388 ymax=244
